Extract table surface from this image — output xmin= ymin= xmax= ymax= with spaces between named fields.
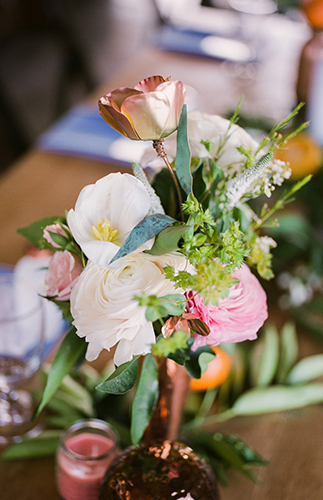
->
xmin=1 ymin=16 xmax=323 ymax=499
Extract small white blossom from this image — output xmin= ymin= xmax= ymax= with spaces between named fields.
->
xmin=256 ymin=236 xmax=277 ymax=253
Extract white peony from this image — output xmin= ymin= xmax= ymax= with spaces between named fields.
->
xmin=70 ymin=252 xmax=188 ymax=366
xmin=67 ymin=172 xmax=152 ymax=268
xmin=141 ymin=111 xmax=259 ymax=174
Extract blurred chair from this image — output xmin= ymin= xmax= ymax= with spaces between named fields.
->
xmin=0 ymin=0 xmax=97 ymax=170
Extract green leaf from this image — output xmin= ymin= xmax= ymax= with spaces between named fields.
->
xmin=185 ymin=344 xmax=216 ymax=379
xmin=152 ymin=331 xmax=190 ymax=358
xmin=232 ymin=383 xmax=323 ymax=415
xmin=250 ymin=325 xmax=280 ymax=387
xmin=276 ymin=322 xmax=298 ymax=384
xmin=131 ymin=354 xmax=159 ymax=445
xmin=110 ymin=213 xmax=176 ymax=264
xmin=147 ymin=224 xmax=187 ymax=255
xmin=145 ymin=294 xmax=186 ymax=322
xmin=198 ymin=352 xmax=217 ymax=376
xmin=96 ymin=356 xmax=140 ymax=394
xmin=0 ymin=430 xmax=62 ymax=460
xmin=286 ymin=355 xmax=323 ymax=385
xmin=17 ymin=216 xmax=66 ymax=247
xmin=35 ymin=327 xmax=86 ymax=417
xmin=175 ymin=104 xmax=192 ymax=195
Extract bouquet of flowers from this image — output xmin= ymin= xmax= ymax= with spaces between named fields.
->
xmin=17 ymin=75 xmax=309 ymax=478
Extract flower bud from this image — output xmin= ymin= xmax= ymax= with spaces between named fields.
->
xmin=99 ymin=75 xmax=186 ymax=141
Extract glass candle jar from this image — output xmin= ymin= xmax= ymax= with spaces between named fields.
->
xmin=56 ymin=419 xmax=120 ymax=500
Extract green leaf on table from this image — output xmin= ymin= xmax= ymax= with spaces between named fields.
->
xmin=97 ymin=356 xmax=140 ymax=394
xmin=17 ymin=215 xmax=66 ymax=247
xmin=276 ymin=322 xmax=298 ymax=384
xmin=231 ymin=383 xmax=323 ymax=416
xmin=0 ymin=430 xmax=62 ymax=460
xmin=35 ymin=327 xmax=86 ymax=417
xmin=175 ymin=104 xmax=192 ymax=195
xmin=286 ymin=354 xmax=323 ymax=385
xmin=250 ymin=324 xmax=280 ymax=387
xmin=110 ymin=213 xmax=176 ymax=264
xmin=131 ymin=354 xmax=159 ymax=445
xmin=147 ymin=224 xmax=188 ymax=255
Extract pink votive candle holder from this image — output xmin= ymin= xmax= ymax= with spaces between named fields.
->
xmin=56 ymin=419 xmax=120 ymax=500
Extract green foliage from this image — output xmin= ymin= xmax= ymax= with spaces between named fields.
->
xmin=131 ymin=354 xmax=159 ymax=445
xmin=17 ymin=215 xmax=66 ymax=247
xmin=97 ymin=356 xmax=140 ymax=395
xmin=135 ymin=293 xmax=186 ymax=322
xmin=151 ymin=331 xmax=190 ymax=358
xmin=175 ymin=104 xmax=192 ymax=195
xmin=184 ymin=432 xmax=267 ymax=486
xmin=147 ymin=224 xmax=187 ymax=255
xmin=35 ymin=327 xmax=86 ymax=417
xmin=110 ymin=213 xmax=176 ymax=264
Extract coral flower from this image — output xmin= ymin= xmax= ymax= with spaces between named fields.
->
xmin=99 ymin=75 xmax=186 ymax=141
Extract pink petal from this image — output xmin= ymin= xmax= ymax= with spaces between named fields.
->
xmin=134 ymin=75 xmax=167 ymax=93
xmin=99 ymin=94 xmax=140 ymax=140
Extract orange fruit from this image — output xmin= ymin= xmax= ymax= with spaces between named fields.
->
xmin=274 ymin=133 xmax=323 ymax=180
xmin=301 ymin=0 xmax=323 ymax=29
xmin=190 ymin=346 xmax=232 ymax=392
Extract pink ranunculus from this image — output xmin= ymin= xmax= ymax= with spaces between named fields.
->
xmin=43 ymin=223 xmax=66 ymax=248
xmin=186 ymin=264 xmax=268 ymax=350
xmin=99 ymin=75 xmax=186 ymax=141
xmin=45 ymin=250 xmax=83 ymax=301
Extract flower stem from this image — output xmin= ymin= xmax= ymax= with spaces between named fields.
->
xmin=153 ymin=139 xmax=184 ymax=221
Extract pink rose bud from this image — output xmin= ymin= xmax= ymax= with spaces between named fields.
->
xmin=45 ymin=250 xmax=83 ymax=301
xmin=186 ymin=264 xmax=268 ymax=350
xmin=43 ymin=223 xmax=67 ymax=248
xmin=99 ymin=75 xmax=186 ymax=141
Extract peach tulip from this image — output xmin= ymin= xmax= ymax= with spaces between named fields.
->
xmin=99 ymin=75 xmax=186 ymax=141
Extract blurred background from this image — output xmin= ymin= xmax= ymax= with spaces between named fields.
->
xmin=0 ymin=0 xmax=159 ymax=171
xmin=0 ymin=0 xmax=321 ymax=173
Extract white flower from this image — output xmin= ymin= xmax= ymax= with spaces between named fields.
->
xmin=70 ymin=252 xmax=188 ymax=366
xmin=256 ymin=236 xmax=277 ymax=254
xmin=140 ymin=111 xmax=259 ymax=173
xmin=67 ymin=173 xmax=152 ymax=268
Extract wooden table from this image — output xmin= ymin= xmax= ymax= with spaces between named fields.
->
xmin=1 ymin=19 xmax=323 ymax=499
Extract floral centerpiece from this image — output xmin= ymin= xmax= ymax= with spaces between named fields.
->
xmin=17 ymin=75 xmax=309 ymax=490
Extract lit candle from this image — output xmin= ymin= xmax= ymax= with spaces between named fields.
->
xmin=56 ymin=419 xmax=119 ymax=500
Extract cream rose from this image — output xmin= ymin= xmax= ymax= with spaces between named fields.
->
xmin=67 ymin=172 xmax=152 ymax=268
xmin=70 ymin=252 xmax=188 ymax=366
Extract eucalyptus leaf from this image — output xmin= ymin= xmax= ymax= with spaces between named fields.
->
xmin=175 ymin=104 xmax=192 ymax=195
xmin=147 ymin=224 xmax=187 ymax=255
xmin=1 ymin=430 xmax=62 ymax=460
xmin=36 ymin=327 xmax=86 ymax=417
xmin=286 ymin=355 xmax=323 ymax=385
xmin=97 ymin=356 xmax=140 ymax=394
xmin=131 ymin=354 xmax=159 ymax=445
xmin=110 ymin=213 xmax=176 ymax=264
xmin=17 ymin=216 xmax=66 ymax=247
xmin=276 ymin=322 xmax=298 ymax=384
xmin=232 ymin=383 xmax=323 ymax=416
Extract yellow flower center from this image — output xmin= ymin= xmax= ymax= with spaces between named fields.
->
xmin=92 ymin=217 xmax=118 ymax=242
